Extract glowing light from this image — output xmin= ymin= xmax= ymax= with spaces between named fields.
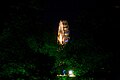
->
xmin=57 ymin=70 xmax=76 ymax=77
xmin=57 ymin=20 xmax=70 ymax=45
xmin=69 ymin=74 xmax=76 ymax=77
xmin=68 ymin=70 xmax=76 ymax=77
xmin=59 ymin=34 xmax=63 ymax=45
xmin=69 ymin=70 xmax=73 ymax=75
xmin=57 ymin=74 xmax=67 ymax=76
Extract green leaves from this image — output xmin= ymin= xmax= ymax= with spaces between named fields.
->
xmin=1 ymin=63 xmax=29 ymax=77
xmin=27 ymin=36 xmax=39 ymax=52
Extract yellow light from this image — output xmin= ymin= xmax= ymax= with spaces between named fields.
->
xmin=68 ymin=70 xmax=76 ymax=77
xmin=57 ymin=74 xmax=67 ymax=76
xmin=57 ymin=20 xmax=70 ymax=45
xmin=59 ymin=33 xmax=63 ymax=45
xmin=69 ymin=74 xmax=76 ymax=77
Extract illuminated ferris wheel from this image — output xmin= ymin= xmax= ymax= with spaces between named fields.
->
xmin=57 ymin=20 xmax=70 ymax=45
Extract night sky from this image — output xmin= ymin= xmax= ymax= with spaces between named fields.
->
xmin=0 ymin=0 xmax=120 ymax=79
xmin=1 ymin=0 xmax=119 ymax=49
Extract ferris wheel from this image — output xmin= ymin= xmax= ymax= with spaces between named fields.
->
xmin=57 ymin=20 xmax=70 ymax=45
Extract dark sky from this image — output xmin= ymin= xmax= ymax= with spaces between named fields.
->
xmin=0 ymin=0 xmax=120 ymax=52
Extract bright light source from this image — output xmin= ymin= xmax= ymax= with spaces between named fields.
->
xmin=69 ymin=70 xmax=73 ymax=75
xmin=57 ymin=20 xmax=70 ymax=45
xmin=68 ymin=70 xmax=76 ymax=77
xmin=57 ymin=70 xmax=76 ymax=77
xmin=69 ymin=74 xmax=76 ymax=77
xmin=57 ymin=74 xmax=67 ymax=76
